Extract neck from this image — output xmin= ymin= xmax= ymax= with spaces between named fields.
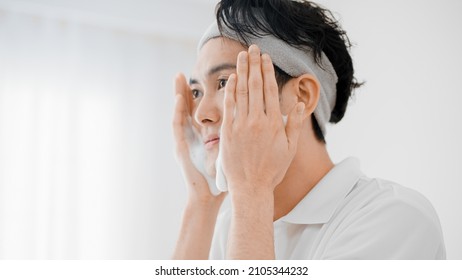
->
xmin=273 ymin=135 xmax=334 ymax=221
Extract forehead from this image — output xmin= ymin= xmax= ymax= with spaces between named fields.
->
xmin=192 ymin=37 xmax=246 ymax=79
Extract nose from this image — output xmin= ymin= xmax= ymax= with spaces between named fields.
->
xmin=194 ymin=93 xmax=221 ymax=127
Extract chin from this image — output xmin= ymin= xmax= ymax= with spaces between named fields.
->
xmin=205 ymin=150 xmax=218 ymax=178
xmin=205 ymin=162 xmax=216 ymax=178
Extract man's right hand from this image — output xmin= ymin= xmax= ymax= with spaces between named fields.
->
xmin=172 ymin=73 xmax=226 ymax=205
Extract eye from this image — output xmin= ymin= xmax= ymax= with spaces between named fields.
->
xmin=218 ymin=78 xmax=227 ymax=90
xmin=191 ymin=89 xmax=203 ymax=99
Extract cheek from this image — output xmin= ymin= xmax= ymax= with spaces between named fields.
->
xmin=190 ymin=101 xmax=199 ymax=124
xmin=279 ymin=90 xmax=298 ymax=115
xmin=191 ymin=106 xmax=201 ymax=130
xmin=216 ymin=93 xmax=225 ymax=111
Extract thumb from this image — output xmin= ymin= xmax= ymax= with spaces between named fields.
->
xmin=285 ymin=102 xmax=305 ymax=155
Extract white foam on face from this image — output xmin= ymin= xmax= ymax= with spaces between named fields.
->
xmin=186 ymin=117 xmax=222 ymax=195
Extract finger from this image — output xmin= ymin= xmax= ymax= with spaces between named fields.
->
xmin=262 ymin=54 xmax=281 ymax=118
xmin=247 ymin=45 xmax=264 ymax=115
xmin=173 ymin=73 xmax=190 ymax=140
xmin=223 ymin=73 xmax=237 ymax=135
xmin=235 ymin=51 xmax=249 ymax=120
xmin=172 ymin=94 xmax=188 ymax=141
xmin=175 ymin=73 xmax=192 ymax=115
xmin=285 ymin=102 xmax=305 ymax=156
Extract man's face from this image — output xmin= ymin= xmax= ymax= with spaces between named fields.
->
xmin=189 ymin=38 xmax=245 ymax=177
xmin=189 ymin=37 xmax=295 ymax=177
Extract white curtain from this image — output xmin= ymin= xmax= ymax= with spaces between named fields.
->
xmin=0 ymin=7 xmax=194 ymax=259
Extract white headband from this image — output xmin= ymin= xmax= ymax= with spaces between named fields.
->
xmin=198 ymin=21 xmax=338 ymax=136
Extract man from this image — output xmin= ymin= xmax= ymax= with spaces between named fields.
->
xmin=172 ymin=0 xmax=445 ymax=259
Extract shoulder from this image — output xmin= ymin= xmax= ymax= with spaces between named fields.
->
xmin=324 ymin=177 xmax=446 ymax=259
xmin=347 ymin=177 xmax=440 ymax=223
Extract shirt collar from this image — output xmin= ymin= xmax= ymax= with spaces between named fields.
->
xmin=278 ymin=157 xmax=363 ymax=225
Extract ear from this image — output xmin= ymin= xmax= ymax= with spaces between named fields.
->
xmin=295 ymin=74 xmax=320 ymax=120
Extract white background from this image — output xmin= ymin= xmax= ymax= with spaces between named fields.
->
xmin=0 ymin=0 xmax=461 ymax=259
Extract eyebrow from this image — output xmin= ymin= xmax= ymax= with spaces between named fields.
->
xmin=189 ymin=63 xmax=236 ymax=85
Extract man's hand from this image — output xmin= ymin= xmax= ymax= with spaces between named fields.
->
xmin=221 ymin=45 xmax=305 ymax=197
xmin=220 ymin=45 xmax=305 ymax=259
xmin=172 ymin=73 xmax=226 ymax=204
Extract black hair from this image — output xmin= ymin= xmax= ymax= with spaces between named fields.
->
xmin=216 ymin=0 xmax=363 ymax=143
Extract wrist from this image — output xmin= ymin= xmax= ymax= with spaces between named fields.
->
xmin=228 ymin=181 xmax=274 ymax=199
xmin=229 ymin=183 xmax=274 ymax=212
xmin=185 ymin=195 xmax=223 ymax=216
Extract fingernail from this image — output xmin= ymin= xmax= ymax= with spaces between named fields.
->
xmin=249 ymin=44 xmax=260 ymax=54
xmin=297 ymin=103 xmax=305 ymax=115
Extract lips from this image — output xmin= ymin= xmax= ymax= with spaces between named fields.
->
xmin=204 ymin=135 xmax=220 ymax=149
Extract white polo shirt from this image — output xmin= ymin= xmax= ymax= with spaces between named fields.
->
xmin=209 ymin=157 xmax=446 ymax=259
